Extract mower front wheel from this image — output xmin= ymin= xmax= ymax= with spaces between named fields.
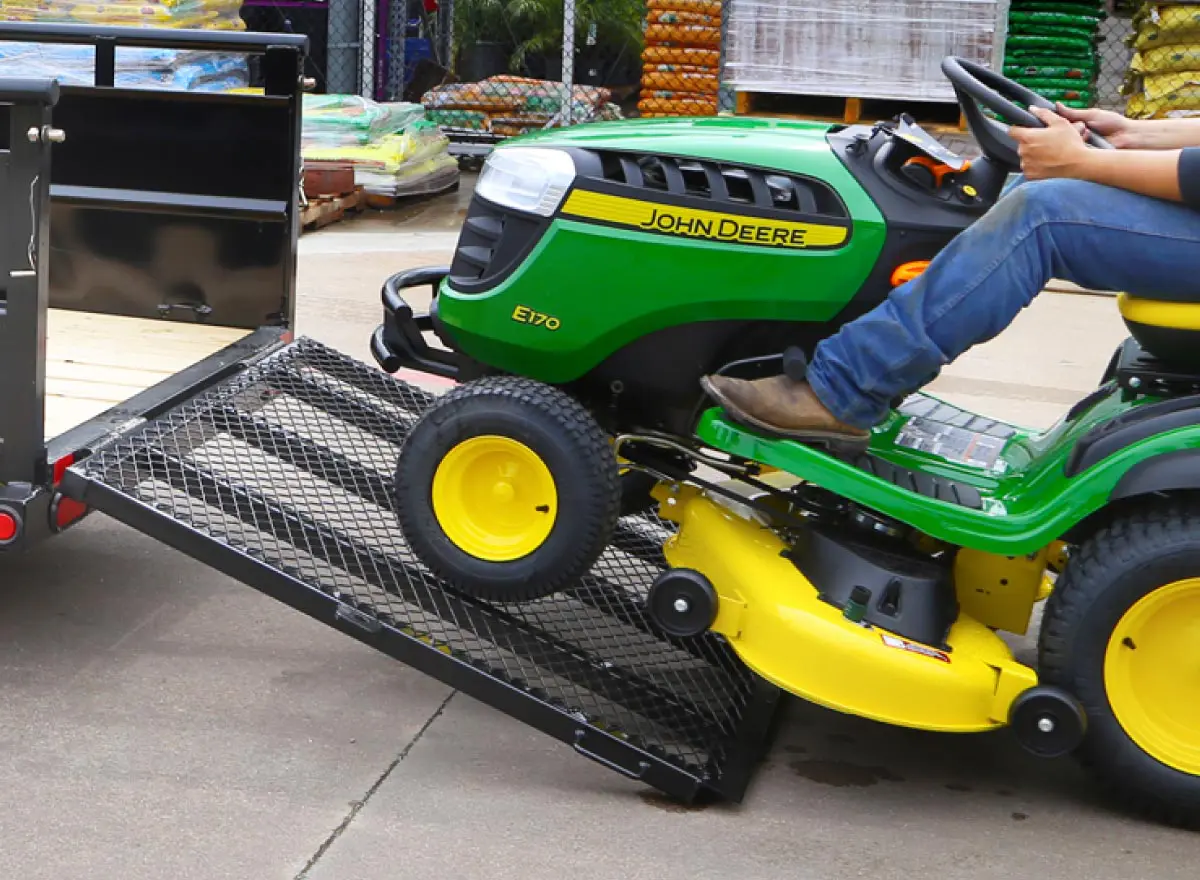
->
xmin=394 ymin=376 xmax=621 ymax=603
xmin=1039 ymin=499 xmax=1200 ymax=828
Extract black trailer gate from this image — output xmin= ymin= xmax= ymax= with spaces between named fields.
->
xmin=60 ymin=336 xmax=782 ymax=803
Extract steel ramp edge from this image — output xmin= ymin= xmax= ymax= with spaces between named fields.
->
xmin=59 ymin=336 xmax=782 ymax=803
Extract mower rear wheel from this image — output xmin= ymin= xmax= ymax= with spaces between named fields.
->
xmin=395 ymin=376 xmax=621 ymax=603
xmin=1039 ymin=499 xmax=1200 ymax=828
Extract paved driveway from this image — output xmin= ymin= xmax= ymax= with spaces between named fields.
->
xmin=2 ymin=190 xmax=1196 ymax=879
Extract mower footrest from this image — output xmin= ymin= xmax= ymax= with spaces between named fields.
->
xmin=834 ymin=450 xmax=985 ymax=510
xmin=60 ymin=337 xmax=778 ymax=804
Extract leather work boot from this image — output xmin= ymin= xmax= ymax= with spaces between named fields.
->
xmin=700 ymin=374 xmax=871 ymax=446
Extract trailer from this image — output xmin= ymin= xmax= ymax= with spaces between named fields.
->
xmin=0 ymin=22 xmax=780 ymax=805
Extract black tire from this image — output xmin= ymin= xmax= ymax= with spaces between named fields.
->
xmin=394 ymin=376 xmax=621 ymax=603
xmin=1039 ymin=498 xmax=1200 ymax=828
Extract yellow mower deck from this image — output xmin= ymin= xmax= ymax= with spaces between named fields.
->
xmin=659 ymin=483 xmax=1041 ymax=733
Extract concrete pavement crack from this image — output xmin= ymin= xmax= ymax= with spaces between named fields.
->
xmin=295 ymin=690 xmax=456 ymax=879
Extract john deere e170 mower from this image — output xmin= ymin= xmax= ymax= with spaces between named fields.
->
xmin=372 ymin=57 xmax=1200 ymax=825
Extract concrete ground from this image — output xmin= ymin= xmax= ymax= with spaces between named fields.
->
xmin=2 ymin=179 xmax=1197 ymax=879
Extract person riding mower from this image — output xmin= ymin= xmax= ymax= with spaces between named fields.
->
xmin=371 ymin=57 xmax=1200 ymax=826
xmin=702 ymin=100 xmax=1200 ymax=444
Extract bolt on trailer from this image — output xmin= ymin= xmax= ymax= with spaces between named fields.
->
xmin=0 ymin=22 xmax=781 ymax=805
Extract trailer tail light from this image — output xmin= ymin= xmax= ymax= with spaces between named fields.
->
xmin=0 ymin=510 xmax=18 ymax=543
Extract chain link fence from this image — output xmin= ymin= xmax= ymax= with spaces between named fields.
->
xmin=1095 ymin=0 xmax=1200 ymax=120
xmin=401 ymin=0 xmax=731 ymax=155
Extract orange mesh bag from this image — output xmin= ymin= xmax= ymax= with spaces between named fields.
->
xmin=638 ymin=97 xmax=718 ymax=116
xmin=643 ymin=62 xmax=719 ymax=75
xmin=644 ymin=23 xmax=722 ymax=46
xmin=646 ymin=0 xmax=722 ymax=14
xmin=642 ymin=70 xmax=720 ymax=93
xmin=647 ymin=9 xmax=720 ymax=26
xmin=642 ymin=46 xmax=721 ymax=66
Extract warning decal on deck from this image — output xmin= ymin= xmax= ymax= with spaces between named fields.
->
xmin=880 ymin=633 xmax=951 ymax=663
xmin=894 ymin=417 xmax=1006 ymax=469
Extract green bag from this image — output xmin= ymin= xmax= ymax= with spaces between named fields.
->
xmin=1005 ymin=63 xmax=1097 ymax=78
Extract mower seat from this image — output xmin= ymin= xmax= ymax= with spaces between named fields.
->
xmin=1117 ymin=293 xmax=1200 ymax=370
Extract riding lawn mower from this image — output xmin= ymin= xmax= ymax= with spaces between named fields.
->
xmin=371 ymin=57 xmax=1200 ymax=825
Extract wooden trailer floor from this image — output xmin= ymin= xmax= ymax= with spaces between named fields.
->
xmin=45 ymin=310 xmax=251 ymax=441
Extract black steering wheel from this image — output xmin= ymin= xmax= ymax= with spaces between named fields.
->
xmin=941 ymin=56 xmax=1113 ymax=168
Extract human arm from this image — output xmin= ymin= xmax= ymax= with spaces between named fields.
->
xmin=1058 ymin=103 xmax=1200 ymax=150
xmin=1012 ymin=107 xmax=1199 ymax=205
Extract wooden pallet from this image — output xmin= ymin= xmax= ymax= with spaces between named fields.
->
xmin=735 ymin=91 xmax=966 ymax=131
xmin=300 ymin=188 xmax=365 ymax=232
xmin=362 ymin=178 xmax=461 ymax=210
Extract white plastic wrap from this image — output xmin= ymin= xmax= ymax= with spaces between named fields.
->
xmin=725 ymin=0 xmax=1002 ymax=103
xmin=0 ymin=43 xmax=249 ymax=90
xmin=0 ymin=0 xmax=250 ymax=91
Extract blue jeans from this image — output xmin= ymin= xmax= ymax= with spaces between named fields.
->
xmin=806 ymin=176 xmax=1200 ymax=429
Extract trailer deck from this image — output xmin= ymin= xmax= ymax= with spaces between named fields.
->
xmin=45 ymin=310 xmax=248 ymax=440
xmin=60 ymin=336 xmax=781 ymax=802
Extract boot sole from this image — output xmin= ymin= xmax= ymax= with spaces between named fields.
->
xmin=699 ymin=377 xmax=871 ymax=452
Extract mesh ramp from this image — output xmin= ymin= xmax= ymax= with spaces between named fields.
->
xmin=60 ymin=337 xmax=781 ymax=802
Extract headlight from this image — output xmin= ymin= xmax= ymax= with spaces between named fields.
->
xmin=475 ymin=146 xmax=576 ymax=217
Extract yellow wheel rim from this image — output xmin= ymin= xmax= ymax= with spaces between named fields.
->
xmin=1104 ymin=578 xmax=1200 ymax=775
xmin=431 ymin=435 xmax=558 ymax=562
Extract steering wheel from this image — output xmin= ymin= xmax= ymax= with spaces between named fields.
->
xmin=940 ymin=56 xmax=1113 ymax=168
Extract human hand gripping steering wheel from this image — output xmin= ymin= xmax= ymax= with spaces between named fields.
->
xmin=941 ymin=56 xmax=1114 ymax=170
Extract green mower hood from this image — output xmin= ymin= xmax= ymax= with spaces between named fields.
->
xmin=434 ymin=115 xmax=889 ymax=385
xmin=508 ymin=115 xmax=840 ymax=174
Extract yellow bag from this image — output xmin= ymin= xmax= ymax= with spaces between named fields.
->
xmin=1127 ymin=90 xmax=1200 ymax=117
xmin=1130 ymin=43 xmax=1200 ymax=74
xmin=1134 ymin=5 xmax=1200 ymax=50
xmin=1138 ymin=69 xmax=1200 ymax=102
xmin=303 ymin=129 xmax=449 ymax=174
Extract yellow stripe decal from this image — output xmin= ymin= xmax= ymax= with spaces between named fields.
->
xmin=560 ymin=189 xmax=849 ymax=250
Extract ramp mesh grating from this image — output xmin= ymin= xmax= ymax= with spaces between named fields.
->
xmin=69 ymin=338 xmax=773 ymax=797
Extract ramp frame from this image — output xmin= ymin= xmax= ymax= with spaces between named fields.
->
xmin=62 ymin=336 xmax=782 ymax=803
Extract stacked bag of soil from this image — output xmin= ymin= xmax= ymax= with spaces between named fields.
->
xmin=0 ymin=0 xmax=250 ymax=90
xmin=422 ymin=75 xmax=622 ymax=138
xmin=299 ymin=94 xmax=460 ymax=199
xmin=1123 ymin=2 xmax=1200 ymax=118
xmin=638 ymin=0 xmax=722 ymax=117
xmin=1002 ymin=0 xmax=1105 ymax=108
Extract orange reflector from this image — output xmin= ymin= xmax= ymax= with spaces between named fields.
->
xmin=0 ymin=511 xmax=18 ymax=542
xmin=52 ymin=452 xmax=76 ymax=485
xmin=891 ymin=261 xmax=930 ymax=287
xmin=54 ymin=497 xmax=88 ymax=530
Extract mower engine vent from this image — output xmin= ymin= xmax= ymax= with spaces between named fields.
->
xmin=448 ymin=192 xmax=548 ymax=292
xmin=588 ymin=151 xmax=849 ymax=219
